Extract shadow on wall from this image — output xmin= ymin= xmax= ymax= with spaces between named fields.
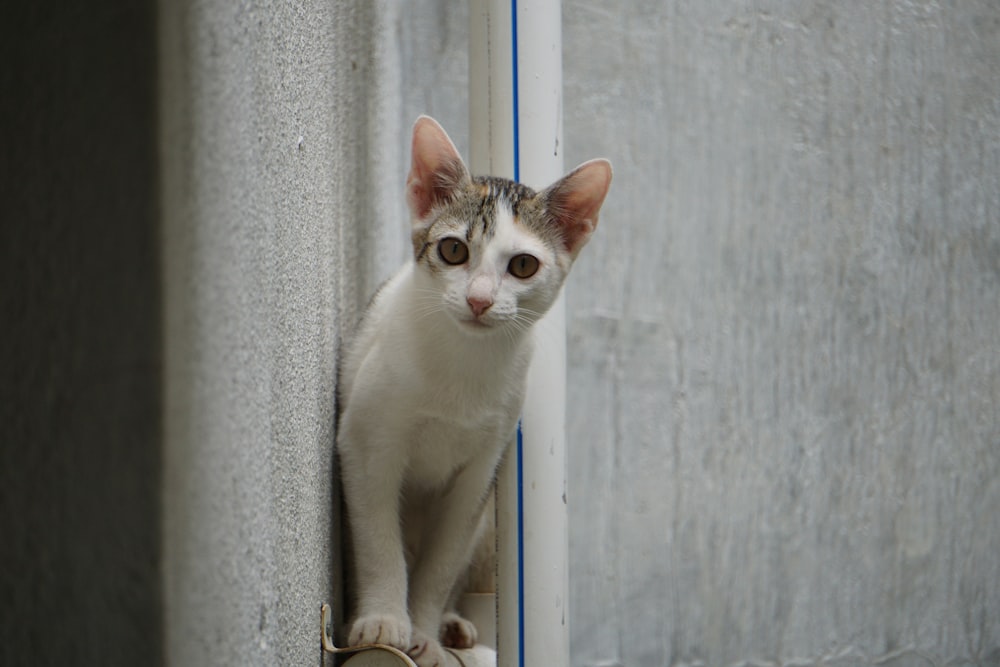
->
xmin=0 ymin=3 xmax=163 ymax=665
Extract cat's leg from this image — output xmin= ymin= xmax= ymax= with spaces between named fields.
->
xmin=406 ymin=455 xmax=499 ymax=666
xmin=438 ymin=507 xmax=491 ymax=649
xmin=339 ymin=423 xmax=411 ymax=650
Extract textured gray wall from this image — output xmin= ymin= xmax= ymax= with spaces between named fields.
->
xmin=158 ymin=2 xmax=472 ymax=663
xmin=0 ymin=3 xmax=162 ymax=665
xmin=158 ymin=1 xmax=376 ymax=664
xmin=560 ymin=2 xmax=1000 ymax=666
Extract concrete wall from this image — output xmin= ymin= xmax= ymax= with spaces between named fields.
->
xmin=158 ymin=1 xmax=376 ymax=664
xmin=559 ymin=2 xmax=1000 ymax=666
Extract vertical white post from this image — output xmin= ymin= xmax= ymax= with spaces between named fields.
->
xmin=468 ymin=0 xmax=515 ymax=181
xmin=469 ymin=3 xmax=568 ymax=667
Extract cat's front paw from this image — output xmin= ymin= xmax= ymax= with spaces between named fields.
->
xmin=349 ymin=613 xmax=411 ymax=649
xmin=408 ymin=629 xmax=449 ymax=667
xmin=439 ymin=611 xmax=477 ymax=649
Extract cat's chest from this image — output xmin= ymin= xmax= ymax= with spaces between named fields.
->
xmin=405 ymin=407 xmax=515 ymax=485
xmin=411 ymin=379 xmax=519 ymax=446
xmin=402 ymin=374 xmax=521 ymax=477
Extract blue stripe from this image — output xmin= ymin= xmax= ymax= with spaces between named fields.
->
xmin=511 ymin=3 xmax=524 ymax=666
xmin=516 ymin=421 xmax=525 ymax=667
xmin=511 ymin=0 xmax=520 ymax=183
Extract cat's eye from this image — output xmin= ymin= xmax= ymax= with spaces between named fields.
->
xmin=438 ymin=238 xmax=469 ymax=265
xmin=507 ymin=254 xmax=539 ymax=279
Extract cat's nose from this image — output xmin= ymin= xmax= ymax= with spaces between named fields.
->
xmin=467 ymin=295 xmax=493 ymax=317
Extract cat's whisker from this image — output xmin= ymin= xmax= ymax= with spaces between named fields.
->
xmin=413 ymin=308 xmax=446 ymax=324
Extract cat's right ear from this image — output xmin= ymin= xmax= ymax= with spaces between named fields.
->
xmin=406 ymin=116 xmax=470 ymax=221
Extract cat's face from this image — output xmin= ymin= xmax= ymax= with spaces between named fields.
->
xmin=413 ymin=177 xmax=568 ymax=335
xmin=405 ymin=115 xmax=612 ymax=337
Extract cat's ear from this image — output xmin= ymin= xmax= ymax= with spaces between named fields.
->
xmin=406 ymin=116 xmax=471 ymax=221
xmin=541 ymin=159 xmax=613 ymax=258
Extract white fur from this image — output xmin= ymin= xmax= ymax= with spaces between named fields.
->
xmin=338 ymin=218 xmax=552 ymax=662
xmin=338 ymin=116 xmax=610 ymax=667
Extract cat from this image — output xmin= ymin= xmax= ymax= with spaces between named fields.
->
xmin=337 ymin=115 xmax=611 ymax=667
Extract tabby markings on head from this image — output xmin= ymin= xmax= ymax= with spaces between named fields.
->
xmin=415 ymin=176 xmax=540 ymax=268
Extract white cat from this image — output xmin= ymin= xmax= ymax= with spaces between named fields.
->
xmin=338 ymin=115 xmax=611 ymax=667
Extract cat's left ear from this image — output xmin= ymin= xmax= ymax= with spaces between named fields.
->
xmin=541 ymin=159 xmax=613 ymax=258
xmin=407 ymin=116 xmax=471 ymax=221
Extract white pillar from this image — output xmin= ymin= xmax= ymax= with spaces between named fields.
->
xmin=469 ymin=2 xmax=569 ymax=667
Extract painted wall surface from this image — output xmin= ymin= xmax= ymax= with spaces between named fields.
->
xmin=559 ymin=3 xmax=1000 ymax=666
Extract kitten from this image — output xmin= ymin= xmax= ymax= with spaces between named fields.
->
xmin=338 ymin=115 xmax=611 ymax=667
